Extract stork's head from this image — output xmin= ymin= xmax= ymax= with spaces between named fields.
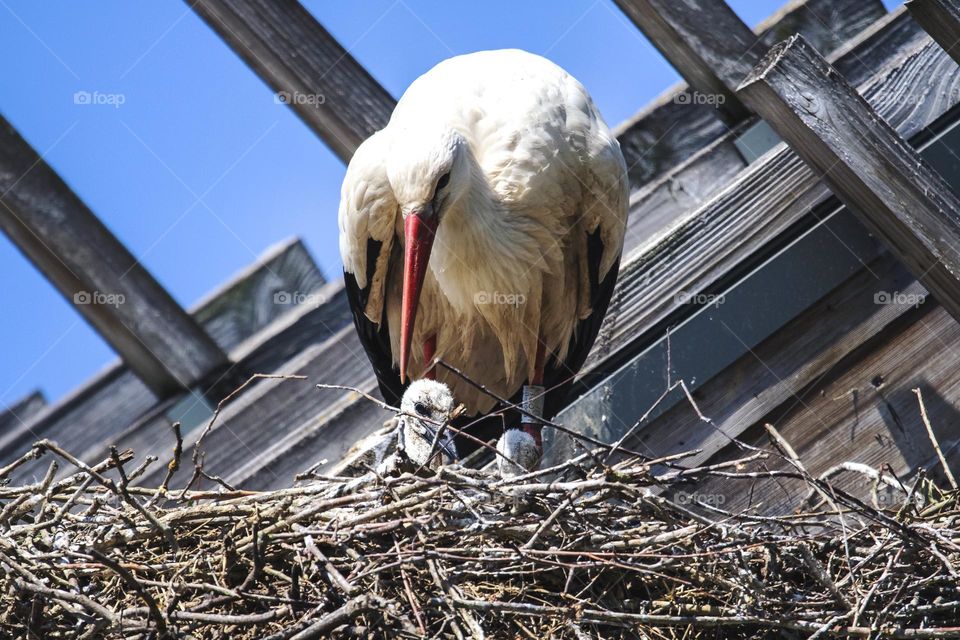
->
xmin=397 ymin=379 xmax=459 ymax=469
xmin=387 ymin=128 xmax=469 ymax=381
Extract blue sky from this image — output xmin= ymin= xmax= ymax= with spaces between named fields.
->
xmin=0 ymin=0 xmax=902 ymax=408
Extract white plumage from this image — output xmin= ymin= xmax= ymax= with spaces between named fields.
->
xmin=339 ymin=49 xmax=627 ymax=472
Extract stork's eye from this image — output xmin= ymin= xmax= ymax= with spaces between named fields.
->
xmin=436 ymin=172 xmax=450 ymax=190
xmin=414 ymin=402 xmax=430 ymax=416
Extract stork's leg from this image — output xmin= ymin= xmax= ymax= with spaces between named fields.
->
xmin=497 ymin=340 xmax=547 ymax=509
xmin=521 ymin=340 xmax=546 ymax=451
xmin=498 ymin=340 xmax=546 ymax=477
xmin=423 ymin=334 xmax=437 ymax=380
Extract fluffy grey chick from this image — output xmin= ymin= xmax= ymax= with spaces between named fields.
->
xmin=397 ymin=379 xmax=459 ymax=470
xmin=496 ymin=428 xmax=540 ymax=480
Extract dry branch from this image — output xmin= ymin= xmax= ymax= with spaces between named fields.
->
xmin=0 ymin=404 xmax=958 ymax=638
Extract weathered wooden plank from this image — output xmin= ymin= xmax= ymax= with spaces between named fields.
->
xmin=188 ymin=0 xmax=395 ymax=162
xmin=0 ymin=117 xmax=230 ymax=398
xmin=191 ymin=237 xmax=325 ymax=352
xmin=613 ymin=0 xmax=761 ymax=121
xmin=548 ymin=208 xmax=886 ymax=467
xmin=591 ymin=36 xmax=960 ymax=384
xmin=2 ymin=240 xmax=339 ymax=482
xmin=622 ymin=6 xmax=925 ymax=256
xmin=137 ymin=326 xmax=378 ymax=488
xmin=0 ymin=391 xmax=45 ymax=435
xmin=739 ymin=34 xmax=960 ymax=325
xmin=232 ymin=382 xmax=388 ymax=490
xmin=611 ymin=252 xmax=923 ymax=476
xmin=614 ymin=0 xmax=886 ymax=189
xmin=685 ymin=294 xmax=960 ymax=516
xmin=907 ymin=0 xmax=960 ymax=65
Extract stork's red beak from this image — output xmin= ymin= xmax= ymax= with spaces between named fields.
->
xmin=400 ymin=212 xmax=437 ymax=382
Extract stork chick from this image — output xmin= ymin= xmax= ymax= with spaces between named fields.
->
xmin=397 ymin=379 xmax=459 ymax=470
xmin=330 ymin=380 xmax=458 ymax=488
xmin=497 ymin=428 xmax=540 ymax=480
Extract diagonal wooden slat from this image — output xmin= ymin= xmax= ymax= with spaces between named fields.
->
xmin=188 ymin=0 xmax=396 ymax=162
xmin=0 ymin=238 xmax=336 ymax=482
xmin=613 ymin=0 xmax=764 ymax=122
xmin=0 ymin=117 xmax=229 ymax=398
xmin=739 ymin=34 xmax=960 ymax=324
xmin=907 ymin=0 xmax=960 ymax=65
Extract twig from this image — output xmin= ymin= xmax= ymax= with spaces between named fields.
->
xmin=913 ymin=388 xmax=958 ymax=489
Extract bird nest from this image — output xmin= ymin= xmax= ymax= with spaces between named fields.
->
xmin=2 ymin=418 xmax=959 ymax=640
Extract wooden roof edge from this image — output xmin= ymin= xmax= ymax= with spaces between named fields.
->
xmin=0 ymin=239 xmax=336 ymax=470
xmin=584 ymin=33 xmax=957 ymax=381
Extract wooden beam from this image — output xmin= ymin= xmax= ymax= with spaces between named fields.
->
xmin=621 ymin=5 xmax=918 ymax=256
xmin=613 ymin=0 xmax=887 ymax=189
xmin=0 ymin=391 xmax=45 ymax=435
xmin=739 ymin=34 xmax=960 ymax=326
xmin=907 ymin=0 xmax=960 ymax=65
xmin=0 ymin=118 xmax=229 ymax=398
xmin=0 ymin=238 xmax=340 ymax=483
xmin=188 ymin=0 xmax=395 ymax=163
xmin=613 ymin=0 xmax=763 ymax=121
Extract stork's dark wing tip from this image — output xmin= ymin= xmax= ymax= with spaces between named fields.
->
xmin=343 ymin=238 xmax=406 ymax=407
xmin=541 ymin=227 xmax=621 ymax=417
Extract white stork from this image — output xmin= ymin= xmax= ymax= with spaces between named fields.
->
xmin=339 ymin=49 xmax=627 ymax=473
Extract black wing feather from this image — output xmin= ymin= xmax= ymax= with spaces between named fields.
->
xmin=541 ymin=227 xmax=620 ymax=418
xmin=343 ymin=238 xmax=407 ymax=407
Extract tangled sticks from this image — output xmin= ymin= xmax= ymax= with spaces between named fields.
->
xmin=1 ymin=404 xmax=959 ymax=637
